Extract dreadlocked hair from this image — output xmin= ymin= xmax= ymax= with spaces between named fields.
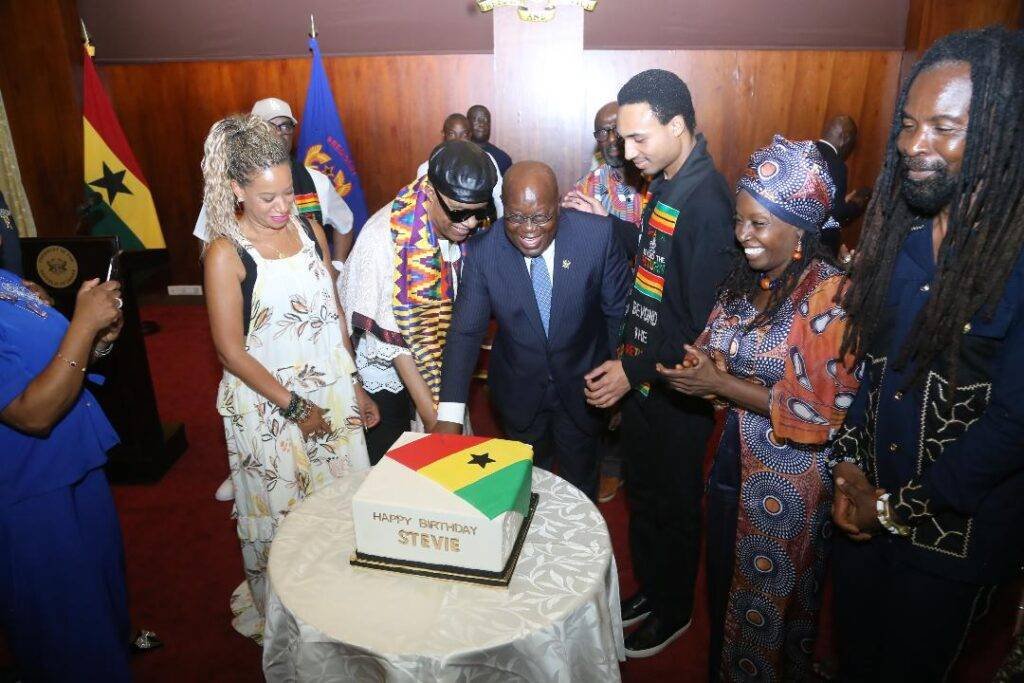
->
xmin=839 ymin=26 xmax=1024 ymax=389
xmin=720 ymin=230 xmax=834 ymax=328
xmin=199 ymin=114 xmax=289 ymax=252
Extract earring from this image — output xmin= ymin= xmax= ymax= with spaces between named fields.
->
xmin=792 ymin=241 xmax=803 ymax=261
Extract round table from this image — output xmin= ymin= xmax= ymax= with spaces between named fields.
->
xmin=262 ymin=468 xmax=624 ymax=682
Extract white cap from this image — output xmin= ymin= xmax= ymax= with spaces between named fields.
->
xmin=251 ymin=97 xmax=296 ymax=124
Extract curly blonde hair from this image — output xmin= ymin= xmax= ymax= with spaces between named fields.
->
xmin=200 ymin=113 xmax=290 ymax=248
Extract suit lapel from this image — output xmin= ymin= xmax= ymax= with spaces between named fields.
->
xmin=499 ymin=230 xmax=547 ymax=343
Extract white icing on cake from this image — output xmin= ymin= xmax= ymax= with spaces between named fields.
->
xmin=352 ymin=432 xmax=531 ymax=574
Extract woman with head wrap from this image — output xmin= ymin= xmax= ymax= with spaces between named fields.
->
xmin=656 ymin=135 xmax=860 ymax=680
xmin=201 ymin=114 xmax=375 ymax=641
xmin=342 ymin=139 xmax=497 ymax=462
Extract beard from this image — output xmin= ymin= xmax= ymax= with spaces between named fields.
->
xmin=899 ymin=156 xmax=958 ymax=215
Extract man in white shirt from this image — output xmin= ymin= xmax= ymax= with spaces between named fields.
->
xmin=343 ymin=140 xmax=496 ymax=462
xmin=433 ymin=162 xmax=630 ymax=500
xmin=193 ymin=97 xmax=355 ymax=261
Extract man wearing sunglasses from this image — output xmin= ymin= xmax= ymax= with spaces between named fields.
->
xmin=416 ymin=113 xmax=505 ymax=218
xmin=432 ymin=162 xmax=630 ymax=501
xmin=193 ymin=97 xmax=356 ymax=262
xmin=343 ymin=140 xmax=496 ymax=462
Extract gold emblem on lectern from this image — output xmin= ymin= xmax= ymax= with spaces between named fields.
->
xmin=36 ymin=246 xmax=78 ymax=289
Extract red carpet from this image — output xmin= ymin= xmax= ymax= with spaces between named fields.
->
xmin=5 ymin=302 xmax=1013 ymax=680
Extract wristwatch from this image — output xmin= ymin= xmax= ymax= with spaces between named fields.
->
xmin=875 ymin=492 xmax=910 ymax=537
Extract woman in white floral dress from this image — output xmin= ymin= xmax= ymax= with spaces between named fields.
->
xmin=201 ymin=114 xmax=376 ymax=641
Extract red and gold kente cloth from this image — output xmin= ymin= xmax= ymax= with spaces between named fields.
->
xmin=390 ymin=178 xmax=459 ymax=404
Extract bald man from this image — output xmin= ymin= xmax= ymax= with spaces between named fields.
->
xmin=434 ymin=162 xmax=630 ymax=499
xmin=816 ymin=114 xmax=871 ymax=253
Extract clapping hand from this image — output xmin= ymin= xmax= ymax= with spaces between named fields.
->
xmin=655 ymin=345 xmax=720 ymax=399
xmin=72 ymin=279 xmax=122 ymax=335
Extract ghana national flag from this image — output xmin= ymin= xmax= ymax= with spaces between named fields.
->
xmin=386 ymin=435 xmax=533 ymax=519
xmin=83 ymin=47 xmax=164 ymax=250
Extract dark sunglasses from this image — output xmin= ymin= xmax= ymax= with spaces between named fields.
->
xmin=432 ymin=187 xmax=490 ymax=224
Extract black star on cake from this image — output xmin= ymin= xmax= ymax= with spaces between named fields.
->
xmin=468 ymin=452 xmax=495 ymax=469
xmin=89 ymin=162 xmax=133 ymax=205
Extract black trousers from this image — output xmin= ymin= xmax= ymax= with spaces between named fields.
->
xmin=705 ymin=412 xmax=742 ymax=681
xmin=501 ymin=383 xmax=599 ymax=501
xmin=622 ymin=389 xmax=715 ymax=623
xmin=832 ymin=535 xmax=996 ymax=682
xmin=364 ymin=387 xmax=412 ymax=465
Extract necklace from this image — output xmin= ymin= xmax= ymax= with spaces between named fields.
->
xmin=243 ymin=219 xmax=294 ymax=259
xmin=758 ymin=272 xmax=784 ymax=290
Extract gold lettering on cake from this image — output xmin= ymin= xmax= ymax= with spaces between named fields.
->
xmin=373 ymin=512 xmax=413 ymax=526
xmin=418 ymin=518 xmax=477 ymax=535
xmin=395 ymin=531 xmax=462 ymax=552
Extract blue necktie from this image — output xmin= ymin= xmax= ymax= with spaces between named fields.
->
xmin=530 ymin=256 xmax=551 ymax=336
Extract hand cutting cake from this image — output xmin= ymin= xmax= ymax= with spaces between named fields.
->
xmin=351 ymin=432 xmax=536 ymax=582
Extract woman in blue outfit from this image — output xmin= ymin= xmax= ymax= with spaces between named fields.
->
xmin=0 ymin=259 xmax=130 ymax=682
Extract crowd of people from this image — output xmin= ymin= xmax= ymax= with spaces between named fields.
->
xmin=0 ymin=24 xmax=1022 ymax=682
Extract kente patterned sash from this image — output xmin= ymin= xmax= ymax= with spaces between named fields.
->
xmin=291 ymin=158 xmax=322 ymax=226
xmin=390 ymin=178 xmax=459 ymax=405
xmin=618 ymin=193 xmax=673 ymax=397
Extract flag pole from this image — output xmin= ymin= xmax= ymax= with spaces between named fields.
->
xmin=309 ymin=13 xmax=317 ymax=39
xmin=80 ymin=18 xmax=95 ymax=57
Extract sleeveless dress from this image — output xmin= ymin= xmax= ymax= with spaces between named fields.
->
xmin=216 ymin=219 xmax=370 ymax=642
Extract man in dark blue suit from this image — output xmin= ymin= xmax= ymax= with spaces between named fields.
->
xmin=433 ymin=162 xmax=630 ymax=499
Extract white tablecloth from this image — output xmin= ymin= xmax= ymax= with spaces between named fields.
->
xmin=263 ymin=468 xmax=624 ymax=682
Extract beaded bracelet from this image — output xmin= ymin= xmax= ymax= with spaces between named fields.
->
xmin=56 ymin=351 xmax=87 ymax=373
xmin=281 ymin=391 xmax=313 ymax=423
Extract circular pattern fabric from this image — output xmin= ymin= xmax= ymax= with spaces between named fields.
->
xmin=732 ymin=590 xmax=783 ymax=647
xmin=741 ymin=414 xmax=813 ymax=476
xmin=724 ymin=645 xmax=777 ymax=683
xmin=737 ymin=134 xmax=840 ymax=234
xmin=784 ymin=619 xmax=817 ymax=667
xmin=797 ymin=569 xmax=823 ymax=612
xmin=736 ymin=535 xmax=797 ymax=597
xmin=742 ymin=472 xmax=807 ymax=539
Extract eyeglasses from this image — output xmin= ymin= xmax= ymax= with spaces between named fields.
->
xmin=593 ymin=127 xmax=619 ymax=142
xmin=432 ymin=188 xmax=490 ymax=225
xmin=505 ymin=213 xmax=554 ymax=228
xmin=271 ymin=121 xmax=296 ymax=134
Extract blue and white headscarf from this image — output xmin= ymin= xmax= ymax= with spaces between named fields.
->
xmin=737 ymin=134 xmax=840 ymax=233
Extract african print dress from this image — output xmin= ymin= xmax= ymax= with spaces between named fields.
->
xmin=696 ymin=260 xmax=859 ymax=681
xmin=216 ymin=220 xmax=369 ymax=642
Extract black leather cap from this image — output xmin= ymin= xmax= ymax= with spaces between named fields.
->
xmin=426 ymin=140 xmax=497 ymax=204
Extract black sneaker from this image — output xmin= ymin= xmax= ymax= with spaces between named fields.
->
xmin=623 ymin=613 xmax=692 ymax=658
xmin=621 ymin=592 xmax=652 ymax=627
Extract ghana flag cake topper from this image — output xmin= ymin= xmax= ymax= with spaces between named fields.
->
xmin=385 ymin=434 xmax=533 ymax=519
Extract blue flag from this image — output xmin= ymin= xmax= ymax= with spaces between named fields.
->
xmin=297 ymin=37 xmax=369 ymax=234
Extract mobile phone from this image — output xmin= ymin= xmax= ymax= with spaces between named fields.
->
xmin=105 ymin=251 xmax=122 ymax=282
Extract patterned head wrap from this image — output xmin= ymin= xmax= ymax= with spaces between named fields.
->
xmin=737 ymin=134 xmax=839 ymax=233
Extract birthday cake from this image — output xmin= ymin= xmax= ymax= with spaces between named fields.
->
xmin=351 ymin=432 xmax=536 ymax=584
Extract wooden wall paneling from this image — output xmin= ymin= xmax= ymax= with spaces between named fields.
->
xmin=0 ymin=0 xmax=83 ymax=239
xmin=492 ymin=6 xmax=587 ymax=194
xmin=906 ymin=0 xmax=1022 ymax=51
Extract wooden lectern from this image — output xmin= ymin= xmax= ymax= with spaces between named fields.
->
xmin=20 ymin=236 xmax=186 ymax=483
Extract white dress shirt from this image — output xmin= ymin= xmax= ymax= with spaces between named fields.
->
xmin=436 ymin=239 xmax=555 ymax=425
xmin=193 ymin=167 xmax=353 ymax=241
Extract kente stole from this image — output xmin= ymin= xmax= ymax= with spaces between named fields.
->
xmin=618 ymin=193 xmax=677 ymax=398
xmin=390 ymin=178 xmax=458 ymax=405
